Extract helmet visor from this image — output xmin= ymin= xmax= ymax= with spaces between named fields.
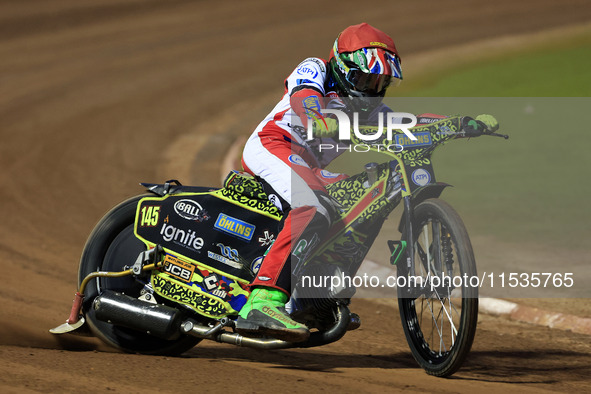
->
xmin=345 ymin=68 xmax=400 ymax=94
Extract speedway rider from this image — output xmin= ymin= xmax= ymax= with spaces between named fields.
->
xmin=236 ymin=23 xmax=497 ymax=342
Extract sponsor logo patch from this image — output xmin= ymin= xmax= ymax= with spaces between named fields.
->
xmin=320 ymin=169 xmax=340 ymax=178
xmin=411 ymin=169 xmax=431 ymax=187
xmin=214 ymin=213 xmax=256 ymax=242
xmin=258 ymin=230 xmax=275 ymax=247
xmin=395 ymin=131 xmax=432 ymax=148
xmin=173 ymin=199 xmax=209 ymax=221
xmin=267 ymin=194 xmax=282 ymax=211
xmin=370 ymin=41 xmax=388 ymax=48
xmin=160 ymin=223 xmax=204 ymax=250
xmin=296 ymin=64 xmax=319 ymax=78
xmin=288 ymin=154 xmax=309 ymax=167
xmin=163 ymin=255 xmax=195 ymax=282
xmin=250 ymin=256 xmax=263 ymax=275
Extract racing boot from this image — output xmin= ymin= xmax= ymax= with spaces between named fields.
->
xmin=235 ymin=287 xmax=310 ymax=343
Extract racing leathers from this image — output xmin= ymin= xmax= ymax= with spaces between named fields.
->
xmin=241 ymin=57 xmax=348 ymax=296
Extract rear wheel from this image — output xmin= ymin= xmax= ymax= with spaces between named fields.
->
xmin=79 ymin=195 xmax=201 ymax=355
xmin=398 ymin=198 xmax=478 ymax=377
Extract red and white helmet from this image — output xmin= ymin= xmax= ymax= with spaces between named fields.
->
xmin=329 ymin=23 xmax=402 ymax=108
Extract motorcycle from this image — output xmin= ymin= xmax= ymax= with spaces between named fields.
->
xmin=50 ymin=115 xmax=507 ymax=377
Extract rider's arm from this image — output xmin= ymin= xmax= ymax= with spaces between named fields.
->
xmin=286 ymin=58 xmax=339 ymax=137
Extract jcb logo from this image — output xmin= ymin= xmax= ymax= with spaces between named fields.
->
xmin=163 ymin=255 xmax=195 ymax=282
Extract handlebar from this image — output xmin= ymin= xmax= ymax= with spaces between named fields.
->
xmin=487 ymin=132 xmax=509 ymax=139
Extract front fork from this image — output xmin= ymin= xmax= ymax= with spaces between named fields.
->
xmin=402 ymin=196 xmax=415 ymax=277
xmin=388 ymin=195 xmax=422 ymax=298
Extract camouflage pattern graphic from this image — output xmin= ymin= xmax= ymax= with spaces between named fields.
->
xmin=354 ymin=117 xmax=462 ymax=168
xmin=152 ymin=254 xmax=251 ymax=319
xmin=216 ymin=171 xmax=282 ymax=218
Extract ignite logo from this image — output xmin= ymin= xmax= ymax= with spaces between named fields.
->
xmin=160 ymin=223 xmax=204 ymax=250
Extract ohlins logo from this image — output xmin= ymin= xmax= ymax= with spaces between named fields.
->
xmin=160 ymin=223 xmax=204 ymax=250
xmin=214 ymin=213 xmax=255 ymax=242
xmin=395 ymin=131 xmax=432 ymax=148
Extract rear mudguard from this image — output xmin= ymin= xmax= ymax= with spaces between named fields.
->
xmin=141 ymin=179 xmax=215 ymax=196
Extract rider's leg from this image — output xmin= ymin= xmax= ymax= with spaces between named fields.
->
xmin=236 ymin=129 xmax=334 ymax=342
xmin=235 ymin=205 xmax=330 ymax=342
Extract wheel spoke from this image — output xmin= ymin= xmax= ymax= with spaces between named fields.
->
xmin=398 ymin=200 xmax=478 ymax=376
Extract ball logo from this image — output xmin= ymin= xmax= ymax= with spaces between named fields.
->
xmin=411 ymin=169 xmax=431 ymax=187
xmin=174 ymin=199 xmax=203 ymax=220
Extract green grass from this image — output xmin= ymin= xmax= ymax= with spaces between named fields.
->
xmin=331 ymin=36 xmax=591 ymax=250
xmin=392 ymin=38 xmax=591 ymax=97
xmin=425 ymin=98 xmax=591 ymax=249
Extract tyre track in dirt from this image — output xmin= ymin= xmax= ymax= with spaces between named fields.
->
xmin=1 ymin=0 xmax=590 ymax=392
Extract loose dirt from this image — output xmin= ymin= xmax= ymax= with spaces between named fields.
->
xmin=1 ymin=1 xmax=590 ymax=392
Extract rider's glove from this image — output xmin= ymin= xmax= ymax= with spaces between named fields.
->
xmin=312 ymin=117 xmax=339 ymax=138
xmin=475 ymin=114 xmax=499 ymax=133
xmin=461 ymin=115 xmax=499 ymax=137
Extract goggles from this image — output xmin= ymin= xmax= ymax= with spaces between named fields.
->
xmin=345 ymin=68 xmax=399 ymax=94
xmin=333 ymin=40 xmax=402 ymax=94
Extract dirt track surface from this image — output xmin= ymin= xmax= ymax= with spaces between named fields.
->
xmin=1 ymin=0 xmax=591 ymax=392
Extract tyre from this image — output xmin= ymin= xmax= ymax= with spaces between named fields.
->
xmin=79 ymin=195 xmax=201 ymax=355
xmin=398 ymin=198 xmax=478 ymax=377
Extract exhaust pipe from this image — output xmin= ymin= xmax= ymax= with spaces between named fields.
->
xmin=93 ymin=290 xmax=183 ymax=340
xmin=93 ymin=290 xmax=352 ymax=349
xmin=181 ymin=304 xmax=351 ymax=349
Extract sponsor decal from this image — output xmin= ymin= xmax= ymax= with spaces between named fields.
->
xmin=437 ymin=125 xmax=454 ymax=135
xmin=160 ymin=223 xmax=204 ymax=250
xmin=261 ymin=305 xmax=295 ymax=323
xmin=395 ymin=131 xmax=432 ymax=148
xmin=267 ymin=194 xmax=282 ymax=211
xmin=214 ymin=213 xmax=256 ymax=242
xmin=258 ymin=230 xmax=275 ymax=247
xmin=173 ymin=199 xmax=209 ymax=222
xmin=207 ymin=250 xmax=242 ymax=269
xmin=251 ymin=256 xmax=263 ymax=275
xmin=163 ymin=255 xmax=195 ymax=282
xmin=203 ymin=273 xmax=220 ymax=291
xmin=370 ymin=41 xmax=388 ymax=48
xmin=305 ymin=57 xmax=326 ymax=72
xmin=296 ymin=64 xmax=319 ymax=78
xmin=288 ymin=154 xmax=309 ymax=167
xmin=303 ymin=95 xmax=321 ymax=120
xmin=320 ymin=169 xmax=340 ymax=179
xmin=216 ymin=243 xmax=239 ymax=261
xmin=206 ymin=242 xmax=242 ymax=268
xmin=411 ymin=169 xmax=431 ymax=187
xmin=417 ymin=117 xmax=439 ymax=124
xmin=139 ymin=205 xmax=160 ymax=227
xmin=371 ymin=186 xmax=381 ymax=198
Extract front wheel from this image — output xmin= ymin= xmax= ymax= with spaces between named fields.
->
xmin=79 ymin=195 xmax=201 ymax=355
xmin=398 ymin=198 xmax=478 ymax=377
